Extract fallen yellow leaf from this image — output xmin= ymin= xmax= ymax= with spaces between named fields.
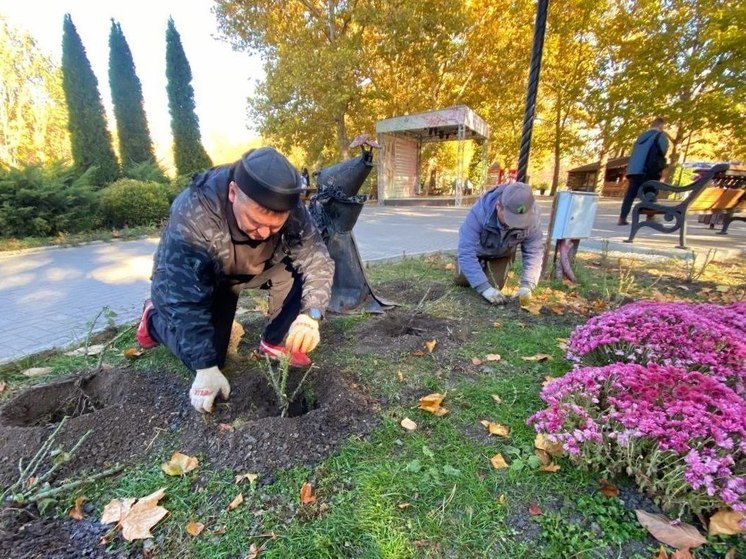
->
xmin=397 ymin=502 xmax=411 ymax=509
xmin=635 ymin=510 xmax=707 ymax=549
xmin=419 ymin=393 xmax=448 ymax=416
xmin=490 ymin=453 xmax=509 ymax=469
xmin=670 ymin=549 xmax=693 ymax=559
xmin=557 ymin=338 xmax=568 ymax=351
xmin=161 ymin=452 xmax=199 ymax=476
xmin=522 ymin=354 xmax=552 ymax=362
xmin=445 ymin=262 xmax=455 ymax=271
xmin=235 ymin=473 xmax=259 ymax=486
xmin=708 ymin=509 xmax=746 ymax=537
xmin=120 ymin=488 xmax=169 ymax=541
xmin=725 ymin=547 xmax=737 ymax=559
xmin=654 ymin=545 xmax=668 ymax=559
xmin=471 ymin=357 xmax=483 ymax=365
xmin=227 ymin=493 xmax=244 ymax=511
xmin=520 ymin=303 xmax=542 ymax=315
xmin=0 ymin=382 xmax=6 ymax=393
xmin=484 ymin=354 xmax=501 ymax=362
xmin=491 ymin=394 xmax=502 ymax=404
xmin=425 ymin=339 xmax=437 ymax=353
xmin=480 ymin=420 xmax=509 ymax=437
xmin=534 ymin=434 xmax=564 ymax=457
xmin=300 ymin=482 xmax=316 ymax=504
xmin=21 ymin=367 xmax=53 ymax=378
xmin=493 ymin=321 xmax=502 ymax=328
xmin=539 ymin=462 xmax=561 ymax=473
xmin=68 ymin=496 xmax=86 ymax=520
xmin=400 ymin=417 xmax=417 ymax=432
xmin=542 ymin=376 xmax=556 ymax=387
xmin=535 ymin=449 xmax=551 ymax=466
xmin=186 ymin=520 xmax=205 ymax=537
xmin=123 ymin=347 xmax=144 ymax=359
xmin=599 ymin=479 xmax=620 ymax=497
xmin=497 ymin=494 xmax=506 ymax=505
xmin=101 ymin=497 xmax=137 ymax=525
xmin=247 ymin=543 xmax=260 ymax=559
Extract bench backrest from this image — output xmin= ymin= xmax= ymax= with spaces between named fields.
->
xmin=688 ymin=186 xmax=724 ymax=212
xmin=716 ymin=188 xmax=745 ymax=211
xmin=675 ymin=163 xmax=730 ymax=209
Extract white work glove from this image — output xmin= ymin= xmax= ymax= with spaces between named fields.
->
xmin=285 ymin=314 xmax=320 ymax=353
xmin=515 ymin=286 xmax=533 ymax=303
xmin=481 ymin=286 xmax=507 ymax=305
xmin=190 ymin=366 xmax=230 ymax=413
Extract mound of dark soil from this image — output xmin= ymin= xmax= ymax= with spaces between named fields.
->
xmin=0 ymin=365 xmax=376 ymax=486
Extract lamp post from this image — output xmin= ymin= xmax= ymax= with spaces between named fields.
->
xmin=516 ymin=0 xmax=549 ymax=183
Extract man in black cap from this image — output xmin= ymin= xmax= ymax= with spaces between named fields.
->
xmin=136 ymin=147 xmax=334 ymax=413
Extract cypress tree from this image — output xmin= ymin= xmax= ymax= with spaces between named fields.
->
xmin=61 ymin=14 xmax=119 ymax=185
xmin=108 ymin=19 xmax=155 ymax=168
xmin=165 ymin=17 xmax=212 ymax=176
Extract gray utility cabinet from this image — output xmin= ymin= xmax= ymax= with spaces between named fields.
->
xmin=551 ymin=191 xmax=599 ymax=240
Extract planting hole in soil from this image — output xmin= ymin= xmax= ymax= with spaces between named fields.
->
xmin=1 ymin=373 xmax=120 ymax=427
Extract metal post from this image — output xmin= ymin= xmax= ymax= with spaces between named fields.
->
xmin=455 ymin=124 xmax=465 ymax=207
xmin=516 ymin=0 xmax=549 ymax=183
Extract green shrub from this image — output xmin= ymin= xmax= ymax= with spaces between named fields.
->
xmin=123 ymin=160 xmax=169 ymax=184
xmin=0 ymin=162 xmax=99 ymax=237
xmin=99 ymin=178 xmax=171 ymax=228
xmin=166 ymin=174 xmax=193 ymax=202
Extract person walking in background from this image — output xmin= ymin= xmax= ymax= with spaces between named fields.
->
xmin=618 ymin=117 xmax=669 ymax=225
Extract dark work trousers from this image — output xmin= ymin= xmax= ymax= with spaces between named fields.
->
xmin=454 ymin=249 xmax=517 ymax=291
xmin=148 ymin=258 xmax=302 ymax=369
xmin=619 ymin=175 xmax=650 ymax=221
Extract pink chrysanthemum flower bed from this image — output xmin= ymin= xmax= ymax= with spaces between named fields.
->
xmin=566 ymin=301 xmax=746 ymax=394
xmin=531 ymin=301 xmax=746 ymax=517
xmin=528 ymin=362 xmax=746 ymax=515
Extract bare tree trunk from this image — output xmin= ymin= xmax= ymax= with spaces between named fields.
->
xmin=336 ymin=115 xmax=349 ymax=160
xmin=594 ymin=148 xmax=608 ymax=194
xmin=550 ymin=100 xmax=562 ymax=195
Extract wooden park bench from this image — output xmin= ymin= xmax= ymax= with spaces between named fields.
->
xmin=700 ymin=173 xmax=746 ymax=235
xmin=624 ymin=163 xmax=730 ymax=249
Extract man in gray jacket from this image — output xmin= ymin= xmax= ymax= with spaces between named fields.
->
xmin=136 ymin=147 xmax=334 ymax=413
xmin=456 ymin=182 xmax=544 ymax=305
xmin=618 ymin=117 xmax=669 ymax=225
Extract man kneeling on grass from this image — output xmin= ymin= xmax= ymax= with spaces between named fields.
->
xmin=136 ymin=147 xmax=334 ymax=413
xmin=456 ymin=182 xmax=544 ymax=305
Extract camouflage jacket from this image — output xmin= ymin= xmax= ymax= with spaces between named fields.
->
xmin=150 ymin=165 xmax=334 ymax=370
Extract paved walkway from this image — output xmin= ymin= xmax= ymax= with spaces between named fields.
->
xmin=1 ymin=198 xmax=743 ymax=364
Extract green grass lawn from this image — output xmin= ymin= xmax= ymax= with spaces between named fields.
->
xmin=0 ymin=253 xmax=744 ymax=558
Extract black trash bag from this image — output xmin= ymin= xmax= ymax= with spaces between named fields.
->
xmin=309 ymin=149 xmax=395 ymax=314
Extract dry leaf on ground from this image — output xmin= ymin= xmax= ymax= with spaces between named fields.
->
xmin=0 ymin=382 xmax=6 ymax=393
xmin=101 ymin=497 xmax=137 ymax=525
xmin=21 ymin=367 xmax=53 ymax=378
xmin=528 ymin=503 xmax=543 ymax=516
xmin=490 ymin=453 xmax=509 ymax=469
xmin=68 ymin=496 xmax=86 ymax=520
xmin=65 ymin=344 xmax=105 ymax=357
xmin=522 ymin=354 xmax=552 ymax=362
xmin=120 ymin=488 xmax=169 ymax=541
xmin=419 ymin=393 xmax=448 ymax=416
xmin=300 ymin=482 xmax=316 ymax=504
xmin=539 ymin=462 xmax=561 ymax=473
xmin=654 ymin=545 xmax=668 ymax=559
xmin=520 ymin=303 xmax=542 ymax=315
xmin=635 ymin=510 xmax=707 ymax=549
xmin=412 ymin=350 xmax=425 ymax=357
xmin=725 ymin=548 xmax=737 ymax=559
xmin=235 ymin=473 xmax=259 ymax=486
xmin=542 ymin=376 xmax=555 ymax=387
xmin=397 ymin=502 xmax=411 ymax=509
xmin=556 ymin=338 xmax=568 ymax=351
xmin=491 ymin=394 xmax=502 ymax=404
xmin=535 ymin=449 xmax=551 ymax=466
xmin=123 ymin=347 xmax=144 ymax=359
xmin=480 ymin=420 xmax=509 ymax=437
xmin=425 ymin=339 xmax=437 ymax=353
xmin=246 ymin=543 xmax=260 ymax=559
xmin=708 ymin=509 xmax=746 ymax=536
xmin=401 ymin=417 xmax=417 ymax=432
xmin=397 ymin=371 xmax=404 ymax=382
xmin=218 ymin=423 xmax=235 ymax=434
xmin=227 ymin=493 xmax=244 ymax=511
xmin=599 ymin=479 xmax=620 ymax=497
xmin=186 ymin=521 xmax=205 ymax=537
xmin=471 ymin=357 xmax=483 ymax=365
xmin=670 ymin=549 xmax=693 ymax=559
xmin=161 ymin=452 xmax=199 ymax=476
xmin=534 ymin=433 xmax=564 ymax=457
xmin=484 ymin=354 xmax=501 ymax=362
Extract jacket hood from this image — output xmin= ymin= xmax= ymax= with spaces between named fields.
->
xmin=636 ymin=129 xmax=659 ymax=146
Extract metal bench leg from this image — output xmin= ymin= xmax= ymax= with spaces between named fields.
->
xmin=678 ymin=218 xmax=688 ymax=249
xmin=624 ymin=208 xmax=641 ymax=243
xmin=717 ymin=215 xmax=732 ymax=235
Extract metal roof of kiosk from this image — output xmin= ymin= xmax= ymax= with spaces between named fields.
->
xmin=375 ymin=105 xmax=490 ymax=207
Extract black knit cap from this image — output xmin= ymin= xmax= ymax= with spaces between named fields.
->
xmin=233 ymin=147 xmax=302 ymax=211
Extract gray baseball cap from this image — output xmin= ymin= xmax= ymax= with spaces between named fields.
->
xmin=500 ymin=182 xmax=537 ymax=229
xmin=233 ymin=147 xmax=302 ymax=212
